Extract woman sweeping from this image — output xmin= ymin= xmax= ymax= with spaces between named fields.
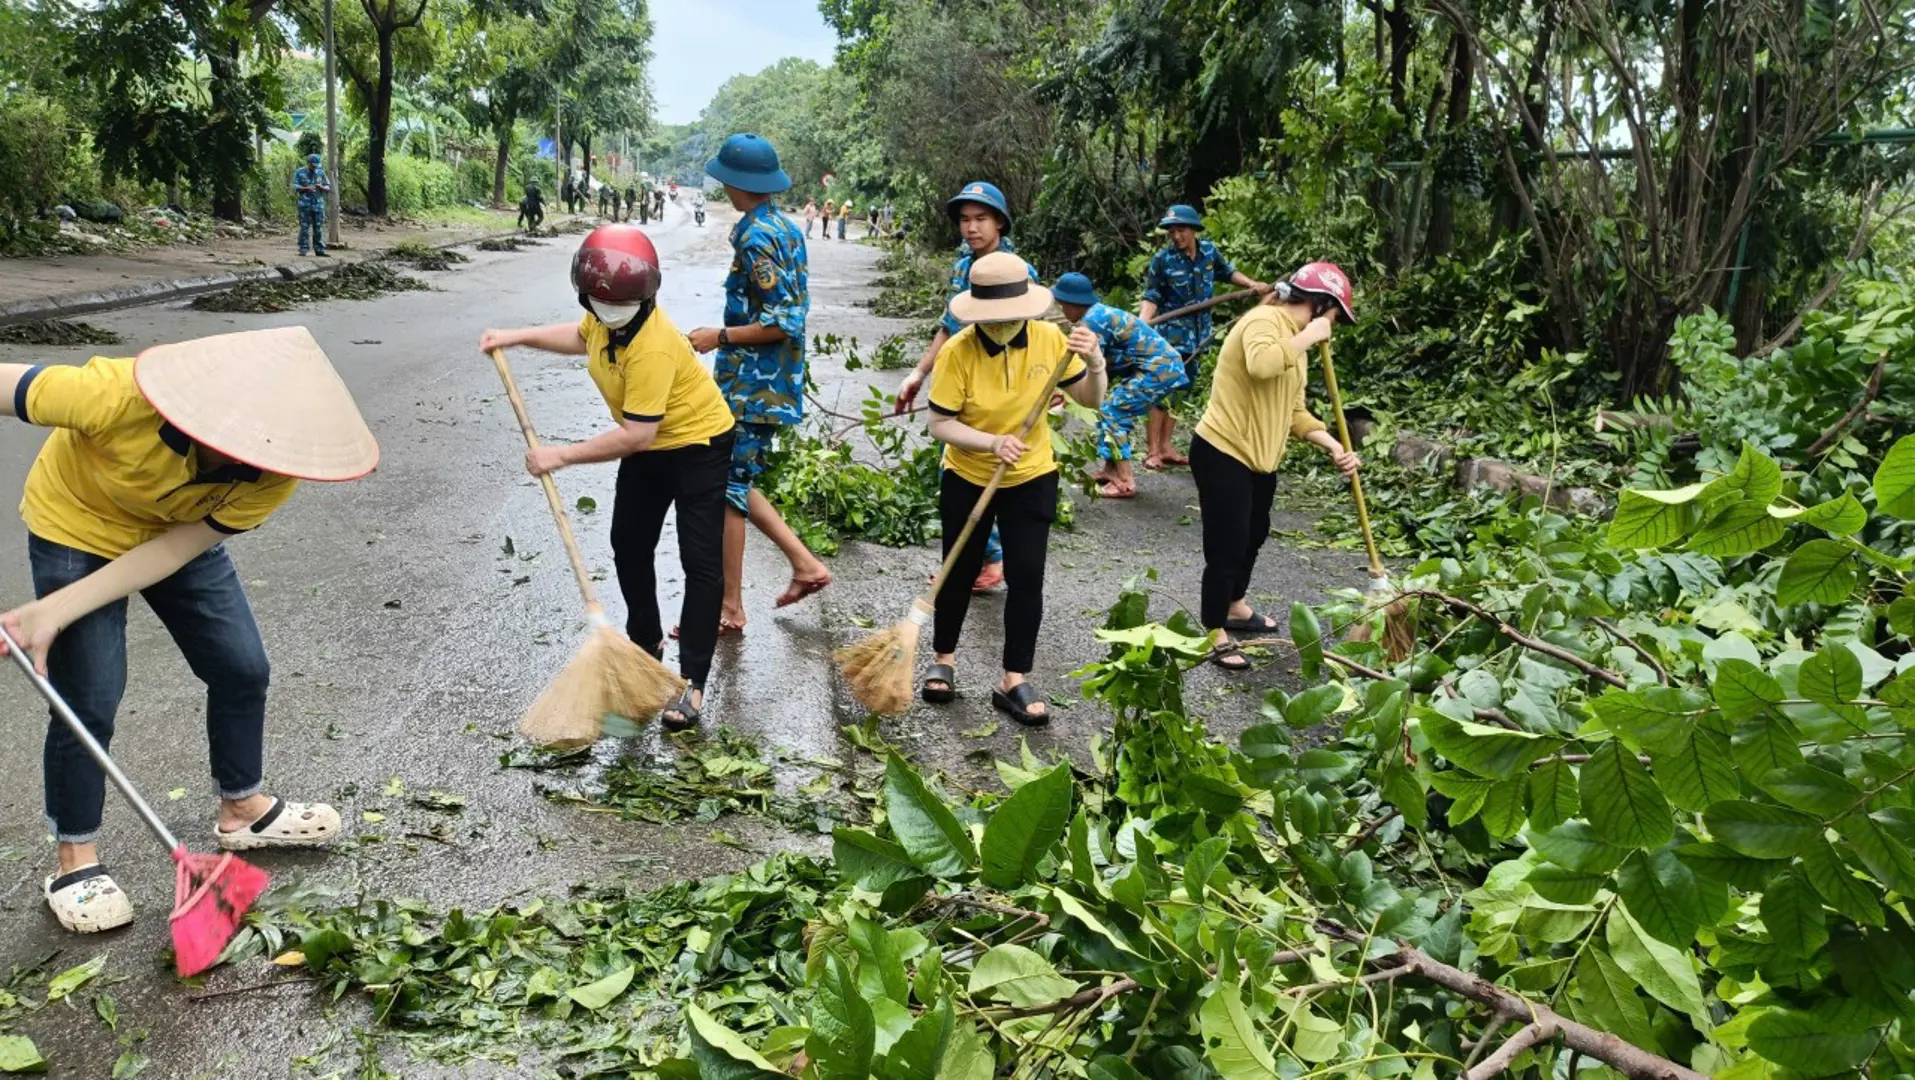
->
xmin=0 ymin=326 xmax=379 ymax=933
xmin=1192 ymin=263 xmax=1360 ymax=671
xmin=479 ymin=225 xmax=736 ymax=729
xmin=1051 ymin=272 xmax=1186 ymax=499
xmin=921 ymin=251 xmax=1107 ymax=724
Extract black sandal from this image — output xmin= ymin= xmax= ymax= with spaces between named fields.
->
xmin=991 ymin=682 xmax=1050 ymax=727
xmin=660 ymin=686 xmax=702 ymax=731
xmin=1222 ymin=609 xmax=1278 ymax=633
xmin=1211 ymin=642 xmax=1251 ymax=672
xmin=922 ymin=663 xmax=957 ymax=704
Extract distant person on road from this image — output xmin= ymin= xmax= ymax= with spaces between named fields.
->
xmin=802 ymin=199 xmax=818 ymax=236
xmin=866 ymin=206 xmax=879 ymax=238
xmin=652 ymin=188 xmax=665 ymax=218
xmin=820 ymin=199 xmax=835 ymax=240
xmin=687 ymin=133 xmax=832 ymax=640
xmin=598 ymin=182 xmax=612 ymax=218
xmin=517 ymin=180 xmax=545 ymax=232
xmin=624 ymin=184 xmax=638 ymax=223
xmin=1139 ymin=204 xmax=1266 ymax=469
xmin=292 ymin=153 xmax=330 ymax=257
xmin=559 ymin=176 xmax=573 ymax=214
xmin=838 ymin=199 xmax=853 ymax=240
xmin=1051 ymin=272 xmax=1186 ymax=499
xmin=0 ymin=327 xmax=379 ymax=933
xmin=480 ymin=226 xmax=735 ymax=732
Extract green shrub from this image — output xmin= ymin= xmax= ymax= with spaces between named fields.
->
xmin=0 ymin=94 xmax=85 ymax=240
xmin=249 ymin=143 xmax=304 ymax=221
xmin=295 ymin=131 xmax=324 ymax=160
xmin=457 ymin=157 xmax=494 ymax=205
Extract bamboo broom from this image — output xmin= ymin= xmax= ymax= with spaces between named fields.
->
xmin=837 ymin=342 xmax=1084 ymax=715
xmin=1315 ymin=341 xmax=1414 ymax=661
xmin=490 ymin=347 xmax=686 ymax=746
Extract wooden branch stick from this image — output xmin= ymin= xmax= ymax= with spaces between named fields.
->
xmin=1341 ymin=811 xmax=1403 ymax=855
xmin=1403 ymin=591 xmax=1627 ymax=689
xmin=1282 ymin=963 xmax=1417 ymax=997
xmin=1592 ymin=618 xmax=1669 ymax=685
xmin=936 ymin=895 xmax=1050 ymax=929
xmin=1807 ymin=351 xmax=1890 ymax=457
xmin=1464 ymin=1020 xmax=1559 ymax=1080
xmin=1147 ymin=286 xmax=1271 ymax=327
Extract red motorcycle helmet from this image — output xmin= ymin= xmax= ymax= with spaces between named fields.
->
xmin=1284 ymin=261 xmax=1355 ymax=323
xmin=571 ymin=225 xmax=661 ymax=306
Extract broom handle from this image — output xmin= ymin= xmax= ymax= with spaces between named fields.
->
xmin=1315 ymin=341 xmax=1386 ymax=578
xmin=1148 ymin=284 xmax=1272 ymax=327
xmin=1 ymin=625 xmax=182 ymax=852
xmin=489 ymin=348 xmax=606 ymax=618
xmin=926 ymin=344 xmax=1085 ymax=598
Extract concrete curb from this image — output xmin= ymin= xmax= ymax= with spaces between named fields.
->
xmin=0 ymin=225 xmax=537 ymax=329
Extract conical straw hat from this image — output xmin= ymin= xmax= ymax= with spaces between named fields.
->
xmin=133 ymin=327 xmax=379 ymax=482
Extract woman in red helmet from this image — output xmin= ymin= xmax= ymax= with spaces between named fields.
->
xmin=1192 ymin=262 xmax=1362 ymax=672
xmin=479 ymin=225 xmax=736 ymax=728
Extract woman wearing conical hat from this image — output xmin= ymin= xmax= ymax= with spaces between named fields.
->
xmin=0 ymin=327 xmax=379 ymax=934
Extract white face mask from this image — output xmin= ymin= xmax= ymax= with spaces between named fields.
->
xmin=590 ymin=299 xmax=643 ymax=329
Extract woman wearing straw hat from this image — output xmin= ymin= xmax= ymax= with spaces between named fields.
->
xmin=1138 ymin=204 xmax=1265 ymax=469
xmin=0 ymin=327 xmax=378 ymax=933
xmin=922 ymin=251 xmax=1108 ymax=725
xmin=1193 ymin=264 xmax=1361 ymax=672
xmin=481 ymin=225 xmax=737 ymax=731
xmin=1050 ymin=272 xmax=1187 ymax=499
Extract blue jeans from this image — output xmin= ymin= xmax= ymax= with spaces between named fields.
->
xmin=32 ymin=535 xmax=271 ymax=843
xmin=297 ymin=204 xmax=326 ymax=255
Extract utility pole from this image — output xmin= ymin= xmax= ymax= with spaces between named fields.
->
xmin=554 ymin=83 xmax=563 ymax=199
xmin=324 ymin=0 xmax=340 ymax=246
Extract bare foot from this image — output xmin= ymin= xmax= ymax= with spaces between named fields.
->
xmin=775 ymin=568 xmax=832 ymax=608
xmin=972 ymin=562 xmax=1005 ymax=593
xmin=1159 ymin=450 xmax=1190 ymax=467
xmin=1096 ymin=480 xmax=1138 ymax=499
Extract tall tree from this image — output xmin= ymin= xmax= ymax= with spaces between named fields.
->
xmin=285 ymin=0 xmax=438 ymax=215
xmin=432 ymin=0 xmax=545 ymax=206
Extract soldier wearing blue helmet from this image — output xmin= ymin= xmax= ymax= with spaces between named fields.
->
xmin=685 ymin=133 xmax=832 ymax=637
xmin=1052 ymin=272 xmax=1186 ymax=499
xmin=292 ymin=153 xmax=331 ymax=258
xmin=1139 ymin=204 xmax=1265 ymax=468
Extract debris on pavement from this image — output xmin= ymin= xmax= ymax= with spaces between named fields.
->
xmin=381 ymin=240 xmax=470 ymax=272
xmin=0 ymin=319 xmax=122 ymax=346
xmin=190 ymin=261 xmax=429 ymax=313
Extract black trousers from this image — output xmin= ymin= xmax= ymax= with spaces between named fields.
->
xmin=934 ymin=468 xmax=1058 ymax=674
xmin=1190 ymin=433 xmax=1277 ymax=631
xmin=610 ymin=430 xmax=733 ymax=689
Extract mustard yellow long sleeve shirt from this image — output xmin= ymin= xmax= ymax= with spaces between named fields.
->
xmin=1194 ymin=305 xmax=1327 ymax=474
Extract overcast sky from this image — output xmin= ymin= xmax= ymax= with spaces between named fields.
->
xmin=649 ymin=0 xmax=840 ymax=126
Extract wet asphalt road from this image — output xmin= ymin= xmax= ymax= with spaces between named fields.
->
xmin=0 ymin=202 xmax=1354 ymax=1076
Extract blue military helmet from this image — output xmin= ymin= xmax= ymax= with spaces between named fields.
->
xmin=307 ymin=154 xmax=322 ymax=166
xmin=947 ymin=181 xmax=1011 ymax=229
xmin=705 ymin=133 xmax=791 ymax=194
xmin=1051 ymin=272 xmax=1099 ymax=308
xmin=1158 ymin=203 xmax=1205 ymax=230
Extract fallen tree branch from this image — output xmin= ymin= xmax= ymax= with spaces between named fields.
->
xmin=1148 ymin=286 xmax=1271 ymax=326
xmin=1465 ymin=1019 xmax=1559 ymax=1080
xmin=1341 ymin=811 xmax=1402 ymax=855
xmin=1314 ymin=650 xmax=1519 ymax=729
xmin=1806 ymin=351 xmax=1890 ymax=457
xmin=1592 ymin=618 xmax=1669 ymax=684
xmin=1403 ymin=591 xmax=1628 ymax=689
xmin=1282 ymin=963 xmax=1416 ymax=997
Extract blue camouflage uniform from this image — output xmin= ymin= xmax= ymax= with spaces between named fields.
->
xmin=940 ymin=238 xmax=1038 ymax=564
xmin=292 ymin=162 xmax=329 ymax=256
xmin=1080 ymin=303 xmax=1187 ymax=461
xmin=1142 ymin=239 xmax=1237 ymax=362
xmin=717 ymin=200 xmax=809 ymax=513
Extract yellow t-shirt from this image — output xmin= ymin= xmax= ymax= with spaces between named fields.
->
xmin=577 ymin=307 xmax=735 ymax=452
xmin=18 ymin=357 xmax=298 ymax=558
xmin=1194 ymin=305 xmax=1328 ymax=474
xmin=927 ymin=321 xmax=1087 ymax=488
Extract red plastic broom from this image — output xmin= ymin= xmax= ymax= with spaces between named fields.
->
xmin=2 ymin=625 xmax=269 ymax=976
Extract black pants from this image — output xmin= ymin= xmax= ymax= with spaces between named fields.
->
xmin=1190 ymin=433 xmax=1277 ymax=630
xmin=934 ymin=468 xmax=1058 ymax=674
xmin=611 ymin=430 xmax=733 ymax=689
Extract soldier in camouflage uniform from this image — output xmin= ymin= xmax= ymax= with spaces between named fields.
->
xmin=1138 ymin=204 xmax=1264 ymax=468
xmin=1052 ymin=273 xmax=1186 ymax=499
xmin=292 ymin=153 xmax=331 ymax=257
xmin=685 ymin=134 xmax=831 ymax=635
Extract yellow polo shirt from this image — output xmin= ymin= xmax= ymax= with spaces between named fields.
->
xmin=17 ymin=357 xmax=298 ymax=559
xmin=578 ymin=306 xmax=734 ymax=451
xmin=1195 ymin=305 xmax=1328 ymax=474
xmin=927 ymin=321 xmax=1087 ymax=488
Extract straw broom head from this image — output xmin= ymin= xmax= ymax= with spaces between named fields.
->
xmin=519 ymin=623 xmax=687 ymax=748
xmin=834 ymin=599 xmax=928 ymax=717
xmin=1343 ymin=573 xmax=1415 ymax=662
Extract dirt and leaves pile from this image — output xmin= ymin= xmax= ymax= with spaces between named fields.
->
xmin=191 ymin=261 xmax=429 ymax=313
xmin=380 ymin=239 xmax=470 ymax=272
xmin=0 ymin=319 xmax=120 ymax=346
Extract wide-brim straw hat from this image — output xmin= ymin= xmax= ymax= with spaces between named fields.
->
xmin=948 ymin=251 xmax=1053 ymax=324
xmin=133 ymin=326 xmax=379 ymax=482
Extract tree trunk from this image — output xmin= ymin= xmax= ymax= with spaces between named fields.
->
xmin=367 ymin=26 xmax=395 ymax=216
xmin=207 ymin=37 xmax=247 ymax=221
xmin=1425 ymin=29 xmax=1474 ymax=258
xmin=581 ymin=130 xmax=593 ymax=187
xmin=492 ymin=125 xmax=512 ymax=208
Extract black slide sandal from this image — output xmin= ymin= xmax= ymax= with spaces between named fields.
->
xmin=1211 ymin=642 xmax=1251 ymax=672
xmin=992 ymin=682 xmax=1050 ymax=727
xmin=922 ymin=663 xmax=957 ymax=704
xmin=660 ymin=687 xmax=701 ymax=731
xmin=1222 ymin=610 xmax=1278 ymax=633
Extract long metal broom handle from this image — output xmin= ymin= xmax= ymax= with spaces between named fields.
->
xmin=1 ymin=624 xmax=182 ymax=852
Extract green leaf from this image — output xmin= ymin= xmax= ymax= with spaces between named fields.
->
xmin=1592 ymin=687 xmax=1710 ymax=751
xmin=1419 ymin=709 xmax=1553 ymax=779
xmin=524 ymin=967 xmax=563 ymax=1004
xmin=1713 ymin=659 xmax=1785 ymax=723
xmin=1889 ymin=597 xmax=1915 ymax=638
xmin=883 ymin=754 xmax=976 ymax=879
xmin=109 ymin=1052 xmax=148 ymax=1080
xmin=1747 ymin=1008 xmax=1880 ymax=1075
xmin=1769 ymin=540 xmax=1861 ymax=608
xmin=574 ymin=495 xmax=596 ymax=513
xmin=1526 ymin=864 xmax=1609 ymax=905
xmin=686 ymin=1005 xmax=785 ymax=1080
xmin=1580 ymin=741 xmax=1673 ymax=850
xmin=834 ymin=828 xmax=924 ymax=892
xmin=1282 ymin=685 xmax=1344 ymax=728
xmin=1290 ymin=602 xmax=1322 ymax=679
xmin=1480 ymin=777 xmax=1527 ymax=840
xmin=1872 ymin=434 xmax=1915 ymax=519
xmin=1528 ymin=758 xmax=1580 ymax=830
xmin=1573 ymin=947 xmax=1656 ymax=1050
xmin=1674 ymin=841 xmax=1786 ymax=890
xmin=1759 ymin=871 xmax=1828 ymax=958
xmin=1759 ymin=764 xmax=1862 ymax=817
xmin=848 ymin=917 xmax=911 ymax=1005
xmin=1052 ymin=889 xmax=1142 ymax=957
xmin=1836 ymin=811 xmax=1915 ymax=895
xmin=938 ymin=1021 xmax=995 ymax=1080
xmin=880 ymin=997 xmax=952 ymax=1080
xmin=1608 ymin=484 xmax=1706 ymax=549
xmin=1801 ymin=643 xmax=1864 ymax=711
xmin=566 ymin=965 xmax=634 ymax=1010
xmin=1800 ymin=840 xmax=1884 ymax=925
xmin=967 ymin=945 xmax=1077 ymax=1008
xmin=1617 ymin=849 xmax=1704 ymax=946
xmin=1086 ymin=1057 xmax=1149 ymax=1080
xmin=1240 ymin=723 xmax=1290 ymax=759
xmin=1654 ymin=726 xmax=1739 ymax=813
xmin=1705 ymin=800 xmax=1823 ymax=859
xmin=1703 ymin=443 xmax=1785 ymax=511
xmin=1775 ymin=492 xmax=1867 ymax=536
xmin=47 ymin=953 xmax=107 ymax=1001
xmin=1199 ymin=979 xmax=1282 ymax=1080
xmin=1532 ymin=821 xmax=1629 ymax=873
xmin=1275 ymin=997 xmax=1344 ymax=1064
xmin=0 ymin=1036 xmax=45 ymax=1075
xmin=1183 ymin=836 xmax=1230 ymax=906
xmin=1295 ymin=748 xmax=1357 ymax=786
xmin=1066 ymin=809 xmax=1099 ymax=890
xmin=1688 ymin=500 xmax=1786 ymax=557
xmin=1732 ymin=715 xmax=1804 ymax=776
xmin=1606 ymin=903 xmax=1705 ymax=1018
xmin=980 ymin=764 xmax=1073 ymax=889
xmin=808 ymin=953 xmax=875 ymax=1080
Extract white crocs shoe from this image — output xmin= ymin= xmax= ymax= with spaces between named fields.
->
xmin=45 ymin=865 xmax=135 ymax=934
xmin=216 ymin=798 xmax=342 ymax=851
